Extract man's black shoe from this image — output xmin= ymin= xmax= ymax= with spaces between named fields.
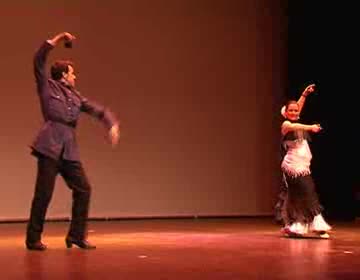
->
xmin=26 ymin=241 xmax=47 ymax=251
xmin=65 ymin=237 xmax=96 ymax=249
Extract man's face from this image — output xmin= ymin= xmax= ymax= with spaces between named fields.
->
xmin=63 ymin=65 xmax=76 ymax=87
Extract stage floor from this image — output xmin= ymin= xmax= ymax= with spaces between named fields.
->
xmin=1 ymin=217 xmax=359 ymax=280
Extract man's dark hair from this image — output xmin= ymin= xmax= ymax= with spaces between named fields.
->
xmin=51 ymin=60 xmax=74 ymax=80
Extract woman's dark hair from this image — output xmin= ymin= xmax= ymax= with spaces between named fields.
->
xmin=50 ymin=60 xmax=74 ymax=80
xmin=285 ymin=100 xmax=298 ymax=110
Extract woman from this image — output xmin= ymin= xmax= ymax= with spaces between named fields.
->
xmin=279 ymin=84 xmax=331 ymax=238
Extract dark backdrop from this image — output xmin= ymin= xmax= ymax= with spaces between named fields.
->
xmin=287 ymin=1 xmax=358 ymax=220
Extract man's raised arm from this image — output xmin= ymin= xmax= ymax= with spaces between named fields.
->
xmin=33 ymin=32 xmax=76 ymax=93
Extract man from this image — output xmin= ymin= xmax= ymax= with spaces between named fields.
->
xmin=26 ymin=32 xmax=120 ymax=250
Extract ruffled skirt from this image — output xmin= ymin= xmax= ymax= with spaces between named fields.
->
xmin=278 ymin=173 xmax=331 ymax=236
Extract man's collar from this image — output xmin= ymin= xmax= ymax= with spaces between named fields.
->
xmin=59 ymin=78 xmax=73 ymax=89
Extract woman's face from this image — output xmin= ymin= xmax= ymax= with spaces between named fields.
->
xmin=285 ymin=103 xmax=299 ymax=121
